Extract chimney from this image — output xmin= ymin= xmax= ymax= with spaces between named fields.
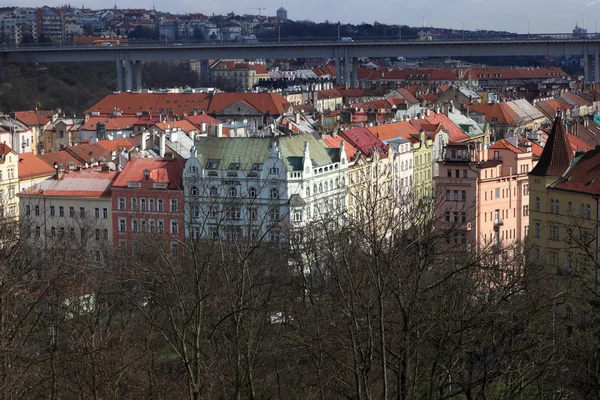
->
xmin=159 ymin=131 xmax=166 ymax=158
xmin=295 ymin=112 xmax=300 ymax=124
xmin=170 ymin=129 xmax=178 ymax=143
xmin=140 ymin=131 xmax=147 ymax=151
xmin=201 ymin=122 xmax=207 ymax=133
xmin=55 ymin=163 xmax=64 ymax=180
xmin=217 ymin=123 xmax=223 ymax=138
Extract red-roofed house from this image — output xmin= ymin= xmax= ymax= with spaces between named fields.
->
xmin=80 ymin=116 xmax=139 ymax=141
xmin=111 ymin=157 xmax=184 ymax=254
xmin=18 ymin=152 xmax=56 ymax=191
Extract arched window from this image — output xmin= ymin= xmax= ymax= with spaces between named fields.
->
xmin=587 ymin=204 xmax=591 ymax=219
xmin=270 ymin=188 xmax=279 ymax=199
xmin=306 ymin=187 xmax=310 ymax=197
xmin=210 ymin=187 xmax=218 ymax=197
xmin=324 ymin=181 xmax=328 ymax=191
xmin=567 ymin=201 xmax=572 ymax=215
xmin=319 ymin=183 xmax=323 ymax=193
xmin=555 ymin=200 xmax=560 ymax=214
xmin=581 ymin=203 xmax=585 ymax=217
xmin=248 ymin=187 xmax=257 ymax=198
xmin=550 ymin=199 xmax=555 ymax=214
xmin=536 ymin=197 xmax=540 ymax=212
xmin=228 ymin=186 xmax=237 ymax=198
xmin=191 ymin=186 xmax=199 ymax=196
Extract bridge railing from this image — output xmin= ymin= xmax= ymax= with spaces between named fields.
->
xmin=4 ymin=32 xmax=600 ymax=50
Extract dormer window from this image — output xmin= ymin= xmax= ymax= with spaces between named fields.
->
xmin=229 ymin=162 xmax=240 ymax=170
xmin=143 ymin=169 xmax=150 ymax=180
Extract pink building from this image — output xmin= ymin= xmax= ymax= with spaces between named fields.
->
xmin=111 ymin=158 xmax=184 ymax=255
xmin=435 ymin=138 xmax=537 ymax=250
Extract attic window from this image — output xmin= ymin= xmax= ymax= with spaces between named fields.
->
xmin=206 ymin=159 xmax=220 ymax=169
xmin=229 ymin=162 xmax=241 ymax=170
xmin=587 ymin=178 xmax=596 ymax=185
xmin=251 ymin=163 xmax=262 ymax=171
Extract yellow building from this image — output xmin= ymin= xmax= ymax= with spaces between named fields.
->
xmin=0 ymin=144 xmax=20 ymax=218
xmin=412 ymin=131 xmax=434 ymax=203
xmin=528 ymin=116 xmax=598 ymax=332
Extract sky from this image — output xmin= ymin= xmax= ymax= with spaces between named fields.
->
xmin=6 ymin=0 xmax=600 ymax=34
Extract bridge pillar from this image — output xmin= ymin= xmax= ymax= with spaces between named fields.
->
xmin=335 ymin=48 xmax=341 ymax=86
xmin=595 ymin=45 xmax=600 ymax=83
xmin=352 ymin=57 xmax=359 ymax=88
xmin=584 ymin=44 xmax=593 ymax=83
xmin=134 ymin=61 xmax=142 ymax=91
xmin=124 ymin=60 xmax=133 ymax=91
xmin=343 ymin=48 xmax=350 ymax=88
xmin=200 ymin=60 xmax=210 ymax=86
xmin=116 ymin=58 xmax=124 ymax=92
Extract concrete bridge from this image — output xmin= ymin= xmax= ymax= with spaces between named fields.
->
xmin=2 ymin=33 xmax=599 ymax=90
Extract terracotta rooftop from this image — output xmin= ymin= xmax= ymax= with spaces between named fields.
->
xmin=81 ymin=116 xmax=139 ymax=131
xmin=530 ymin=116 xmax=573 ymax=177
xmin=339 ymin=127 xmax=388 ymax=158
xmin=14 ymin=110 xmax=53 ymax=127
xmin=18 ymin=153 xmax=56 ymax=180
xmin=20 ymin=169 xmax=117 ymax=198
xmin=112 ymin=158 xmax=183 ymax=190
xmin=553 ymin=146 xmax=600 ymax=195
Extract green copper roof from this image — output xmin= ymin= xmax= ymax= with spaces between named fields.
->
xmin=195 ymin=137 xmax=271 ymax=170
xmin=279 ymin=133 xmax=340 ymax=171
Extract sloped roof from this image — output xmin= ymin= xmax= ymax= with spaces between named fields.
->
xmin=20 ymin=170 xmax=117 ymax=198
xmin=194 ymin=137 xmax=270 ymax=171
xmin=14 ymin=110 xmax=53 ymax=127
xmin=424 ymin=112 xmax=470 ymax=142
xmin=38 ymin=151 xmax=82 ymax=169
xmin=552 ymin=147 xmax=600 ymax=195
xmin=279 ymin=134 xmax=341 ymax=171
xmin=489 ymin=139 xmax=523 ymax=154
xmin=81 ymin=116 xmax=139 ymax=131
xmin=530 ymin=116 xmax=573 ymax=177
xmin=85 ymin=92 xmax=213 ymax=116
xmin=323 ymin=135 xmax=358 ymax=160
xmin=463 ymin=67 xmax=567 ymax=81
xmin=470 ymin=102 xmax=520 ymax=125
xmin=113 ymin=158 xmax=183 ymax=189
xmin=339 ymin=127 xmax=387 ymax=158
xmin=184 ymin=114 xmax=220 ymax=128
xmin=367 ymin=121 xmax=420 ymax=143
xmin=18 ymin=152 xmax=56 ymax=180
xmin=206 ymin=93 xmax=290 ymax=115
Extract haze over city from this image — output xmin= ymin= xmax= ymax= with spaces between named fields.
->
xmin=7 ymin=0 xmax=600 ymax=33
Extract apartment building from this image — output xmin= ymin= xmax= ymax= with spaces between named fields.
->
xmin=18 ymin=168 xmax=116 ymax=258
xmin=111 ymin=158 xmax=185 ymax=254
xmin=183 ymin=133 xmax=349 ymax=242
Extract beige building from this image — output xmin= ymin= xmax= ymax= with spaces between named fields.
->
xmin=210 ymin=60 xmax=270 ymax=90
xmin=0 ymin=144 xmax=20 ymax=218
xmin=18 ymin=168 xmax=117 ymax=258
xmin=43 ymin=117 xmax=84 ymax=153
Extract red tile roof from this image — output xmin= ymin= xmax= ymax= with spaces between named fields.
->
xmin=339 ymin=127 xmax=387 ymax=158
xmin=553 ymin=147 xmax=600 ymax=195
xmin=85 ymin=92 xmax=212 ymax=116
xmin=367 ymin=121 xmax=420 ymax=142
xmin=489 ymin=139 xmax=523 ymax=154
xmin=322 ymin=135 xmax=358 ymax=160
xmin=153 ymin=120 xmax=198 ymax=133
xmin=18 ymin=152 xmax=56 ymax=180
xmin=424 ymin=113 xmax=470 ymax=143
xmin=38 ymin=151 xmax=82 ymax=169
xmin=113 ymin=158 xmax=183 ymax=190
xmin=184 ymin=114 xmax=220 ymax=128
xmin=464 ymin=67 xmax=567 ymax=81
xmin=530 ymin=116 xmax=573 ymax=177
xmin=207 ymin=93 xmax=290 ymax=115
xmin=469 ymin=102 xmax=521 ymax=125
xmin=14 ymin=110 xmax=53 ymax=127
xmin=81 ymin=116 xmax=139 ymax=131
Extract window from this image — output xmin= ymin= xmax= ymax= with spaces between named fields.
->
xmin=103 ymin=229 xmax=108 ymax=240
xmin=567 ymin=201 xmax=572 ymax=215
xmin=141 ymin=219 xmax=147 ymax=232
xmin=170 ymin=199 xmax=178 ymax=213
xmin=535 ymin=222 xmax=540 ymax=238
xmin=103 ymin=208 xmax=108 ymax=219
xmin=555 ymin=200 xmax=560 ymax=214
xmin=50 ymin=206 xmax=55 ymax=217
xmin=132 ymin=218 xmax=138 ymax=233
xmin=140 ymin=198 xmax=146 ymax=211
xmin=81 ymin=228 xmax=86 ymax=241
xmin=171 ymin=242 xmax=179 ymax=255
xmin=270 ymin=207 xmax=280 ymax=221
xmin=59 ymin=206 xmax=64 ymax=217
xmin=228 ymin=207 xmax=241 ymax=220
xmin=270 ymin=188 xmax=279 ymax=199
xmin=248 ymin=187 xmax=257 ymax=198
xmin=294 ymin=209 xmax=303 ymax=222
xmin=453 ymin=212 xmax=458 ymax=222
xmin=270 ymin=167 xmax=280 ymax=175
xmin=148 ymin=199 xmax=155 ymax=212
xmin=461 ymin=190 xmax=466 ymax=202
xmin=157 ymin=219 xmax=164 ymax=233
xmin=536 ymin=197 xmax=540 ymax=212
xmin=25 ymin=205 xmax=30 ymax=216
xmin=58 ymin=227 xmax=65 ymax=237
xmin=51 ymin=227 xmax=56 ymax=237
xmin=523 ymin=205 xmax=529 ymax=216
xmin=34 ymin=205 xmax=40 ymax=216
xmin=269 ymin=230 xmax=280 ymax=242
xmin=170 ymin=220 xmax=179 ymax=235
xmin=447 ymin=169 xmax=452 ymax=177
xmin=523 ymin=184 xmax=529 ymax=196
xmin=455 ymin=169 xmax=460 ymax=178
xmin=463 ymin=170 xmax=468 ymax=178
xmin=191 ymin=186 xmax=199 ymax=196
xmin=495 ymin=188 xmax=500 ymax=199
xmin=192 ymin=205 xmax=200 ymax=218
xmin=228 ymin=187 xmax=237 ymax=198
xmin=35 ymin=226 xmax=40 ymax=238
xmin=445 ymin=211 xmax=450 ymax=222
xmin=95 ymin=229 xmax=100 ymax=240
xmin=249 ymin=207 xmax=258 ymax=221
xmin=550 ymin=199 xmax=554 ymax=214
xmin=550 ymin=225 xmax=559 ymax=240
xmin=461 ymin=212 xmax=466 ymax=222
xmin=446 ymin=190 xmax=450 ymax=201
xmin=586 ymin=204 xmax=591 ymax=219
xmin=157 ymin=199 xmax=164 ymax=212
xmin=131 ymin=198 xmax=137 ymax=211
xmin=95 ymin=207 xmax=100 ymax=218
xmin=210 ymin=187 xmax=218 ymax=197
xmin=567 ymin=228 xmax=573 ymax=243
xmin=79 ymin=207 xmax=85 ymax=218
xmin=118 ymin=197 xmax=126 ymax=211
xmin=580 ymin=203 xmax=585 ymax=217
xmin=453 ymin=190 xmax=458 ymax=201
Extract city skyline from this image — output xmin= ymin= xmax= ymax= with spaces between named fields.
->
xmin=7 ymin=0 xmax=600 ymax=34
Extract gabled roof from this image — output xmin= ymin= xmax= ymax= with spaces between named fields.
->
xmin=38 ymin=151 xmax=83 ymax=169
xmin=469 ymin=102 xmax=521 ymax=125
xmin=530 ymin=116 xmax=573 ymax=177
xmin=424 ymin=112 xmax=470 ymax=142
xmin=367 ymin=121 xmax=420 ymax=143
xmin=85 ymin=92 xmax=213 ymax=116
xmin=81 ymin=116 xmax=139 ymax=131
xmin=206 ymin=93 xmax=290 ymax=116
xmin=323 ymin=135 xmax=358 ymax=160
xmin=489 ymin=139 xmax=523 ymax=154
